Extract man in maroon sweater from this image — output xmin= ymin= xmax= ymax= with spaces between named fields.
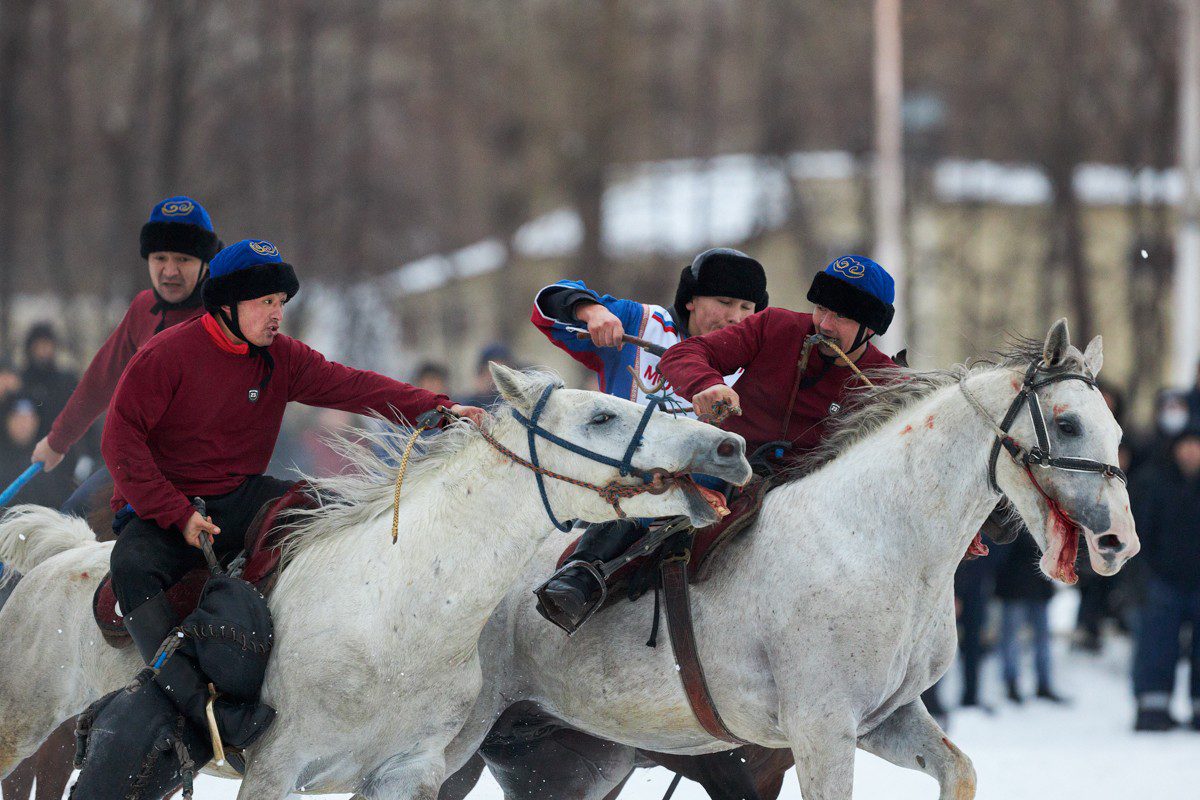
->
xmin=105 ymin=238 xmax=483 ymax=663
xmin=659 ymin=255 xmax=900 ymax=461
xmin=31 ymin=195 xmax=222 ymax=514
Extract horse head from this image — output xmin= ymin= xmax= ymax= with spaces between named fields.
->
xmin=993 ymin=319 xmax=1139 ymax=584
xmin=489 ymin=363 xmax=751 ymax=528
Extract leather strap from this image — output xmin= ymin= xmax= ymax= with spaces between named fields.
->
xmin=661 ymin=555 xmax=750 ymax=745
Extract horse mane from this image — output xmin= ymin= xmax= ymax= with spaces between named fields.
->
xmin=277 ymin=369 xmax=563 ymax=562
xmin=790 ymin=334 xmax=1081 ymax=479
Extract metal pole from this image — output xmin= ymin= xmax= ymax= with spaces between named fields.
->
xmin=874 ymin=0 xmax=906 ymax=354
xmin=1174 ymin=0 xmax=1200 ymax=386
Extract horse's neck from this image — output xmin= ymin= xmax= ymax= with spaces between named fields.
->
xmin=331 ymin=428 xmax=552 ymax=633
xmin=766 ymin=369 xmax=1009 ymax=571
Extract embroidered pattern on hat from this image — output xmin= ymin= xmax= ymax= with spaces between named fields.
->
xmin=249 ymin=241 xmax=279 ymax=257
xmin=161 ymin=200 xmax=195 ymax=216
xmin=832 ymin=257 xmax=866 ymax=278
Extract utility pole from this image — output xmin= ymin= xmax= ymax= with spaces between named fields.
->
xmin=1174 ymin=0 xmax=1200 ymax=386
xmin=874 ymin=0 xmax=906 ymax=353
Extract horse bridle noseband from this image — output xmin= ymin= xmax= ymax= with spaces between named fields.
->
xmin=960 ymin=360 xmax=1127 ymax=495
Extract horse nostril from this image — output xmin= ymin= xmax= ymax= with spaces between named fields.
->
xmin=717 ymin=439 xmax=738 ymax=458
xmin=1097 ymin=534 xmax=1124 ymax=552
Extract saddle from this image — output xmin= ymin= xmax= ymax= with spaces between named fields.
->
xmin=554 ymin=474 xmax=774 ymax=607
xmin=91 ymin=483 xmax=317 ymax=646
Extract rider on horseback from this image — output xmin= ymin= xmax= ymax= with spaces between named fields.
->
xmin=532 ymin=247 xmax=769 ymax=631
xmin=661 ymin=254 xmax=899 ymax=457
xmin=99 ymin=238 xmax=485 ymax=757
xmin=31 ymin=196 xmax=222 ymax=514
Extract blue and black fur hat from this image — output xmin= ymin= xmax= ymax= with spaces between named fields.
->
xmin=807 ymin=255 xmax=895 ymax=334
xmin=202 ymin=239 xmax=299 ymax=312
xmin=140 ymin=196 xmax=222 ymax=262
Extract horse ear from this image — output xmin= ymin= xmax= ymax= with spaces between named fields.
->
xmin=1083 ymin=335 xmax=1104 ymax=376
xmin=1042 ymin=318 xmax=1071 ymax=367
xmin=489 ymin=363 xmax=540 ymax=412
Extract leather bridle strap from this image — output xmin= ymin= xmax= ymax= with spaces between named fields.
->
xmin=661 ymin=552 xmax=751 ymax=745
xmin=508 ymin=386 xmax=669 ymax=531
xmin=966 ymin=362 xmax=1127 ymax=494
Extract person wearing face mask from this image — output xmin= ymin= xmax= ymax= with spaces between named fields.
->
xmin=30 ymin=196 xmax=222 ymax=514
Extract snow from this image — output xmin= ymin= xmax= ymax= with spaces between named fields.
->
xmin=163 ymin=592 xmax=1197 ymax=799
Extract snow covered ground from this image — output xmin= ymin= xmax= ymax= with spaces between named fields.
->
xmin=52 ymin=592 xmax=1199 ymax=799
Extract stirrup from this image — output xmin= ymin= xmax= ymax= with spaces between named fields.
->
xmin=533 ymin=559 xmax=608 ymax=635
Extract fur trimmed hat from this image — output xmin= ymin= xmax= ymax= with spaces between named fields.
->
xmin=673 ymin=247 xmax=769 ymax=331
xmin=806 ymin=255 xmax=895 ymax=334
xmin=202 ymin=239 xmax=299 ymax=311
xmin=140 ymin=196 xmax=222 ymax=262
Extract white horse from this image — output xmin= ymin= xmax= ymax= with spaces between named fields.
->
xmin=0 ymin=363 xmax=751 ymax=798
xmin=442 ymin=320 xmax=1140 ymax=800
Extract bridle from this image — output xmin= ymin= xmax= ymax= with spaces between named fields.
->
xmin=959 ymin=360 xmax=1127 ymax=500
xmin=423 ymin=386 xmax=695 ymax=532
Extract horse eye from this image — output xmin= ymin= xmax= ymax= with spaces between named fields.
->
xmin=1056 ymin=418 xmax=1080 ymax=437
xmin=589 ymin=412 xmax=615 ymax=425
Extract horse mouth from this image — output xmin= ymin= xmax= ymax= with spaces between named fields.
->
xmin=1041 ymin=502 xmax=1081 ymax=585
xmin=679 ymin=477 xmax=730 ymax=525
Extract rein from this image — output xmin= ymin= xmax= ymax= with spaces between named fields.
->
xmin=389 ymin=392 xmax=700 ymax=538
xmin=958 ymin=360 xmax=1126 ymax=496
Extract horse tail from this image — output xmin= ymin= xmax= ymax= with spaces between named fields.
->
xmin=0 ymin=504 xmax=96 ymax=577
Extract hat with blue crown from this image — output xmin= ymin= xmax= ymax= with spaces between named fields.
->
xmin=140 ymin=196 xmax=222 ymax=262
xmin=806 ymin=255 xmax=895 ymax=334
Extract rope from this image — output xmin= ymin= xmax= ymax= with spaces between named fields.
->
xmin=814 ymin=335 xmax=876 ymax=388
xmin=390 ymin=424 xmax=431 ymax=544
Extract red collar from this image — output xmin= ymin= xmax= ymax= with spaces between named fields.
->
xmin=202 ymin=313 xmax=249 ymax=355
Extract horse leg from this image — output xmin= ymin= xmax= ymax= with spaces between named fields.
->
xmin=784 ymin=713 xmax=856 ymax=800
xmin=437 ymin=752 xmax=486 ymax=800
xmin=857 ymin=699 xmax=976 ymax=800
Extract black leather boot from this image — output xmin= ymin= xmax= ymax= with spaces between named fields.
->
xmin=536 ymin=519 xmax=646 ymax=633
xmin=123 ymin=592 xmax=178 ymax=664
xmin=153 ymin=641 xmax=275 ymax=750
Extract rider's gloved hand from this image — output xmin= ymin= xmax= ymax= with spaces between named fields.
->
xmin=182 ymin=512 xmax=220 ymax=549
xmin=574 ymin=301 xmax=625 ymax=348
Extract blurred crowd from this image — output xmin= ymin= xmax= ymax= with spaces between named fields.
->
xmin=2 ymin=320 xmax=1197 ymax=736
xmin=951 ymin=373 xmax=1200 ymax=733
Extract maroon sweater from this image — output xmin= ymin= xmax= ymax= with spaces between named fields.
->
xmin=102 ymin=315 xmax=451 ymax=531
xmin=658 ymin=308 xmax=898 ymax=456
xmin=48 ymin=290 xmax=204 ymax=453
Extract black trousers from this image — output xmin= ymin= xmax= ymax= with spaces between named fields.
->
xmin=571 ymin=518 xmax=647 ymax=565
xmin=110 ymin=475 xmax=293 ymax=613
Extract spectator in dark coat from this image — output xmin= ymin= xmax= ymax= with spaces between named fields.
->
xmin=955 ymin=548 xmax=996 ymax=710
xmin=994 ymin=532 xmax=1067 ymax=704
xmin=0 ymin=397 xmax=71 ymax=508
xmin=20 ymin=322 xmax=77 ymax=442
xmin=1130 ymin=423 xmax=1200 ymax=731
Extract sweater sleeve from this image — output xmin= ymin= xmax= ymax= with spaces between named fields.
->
xmin=101 ymin=349 xmax=195 ymax=532
xmin=530 ymin=280 xmax=646 ymax=377
xmin=47 ymin=301 xmax=141 ymax=453
xmin=283 ymin=337 xmax=451 ymax=423
xmin=658 ymin=308 xmax=772 ymax=400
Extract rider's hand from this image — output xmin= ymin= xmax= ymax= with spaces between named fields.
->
xmin=575 ymin=302 xmax=625 ymax=348
xmin=692 ymin=384 xmax=741 ymax=421
xmin=182 ymin=512 xmax=220 ymax=550
xmin=31 ymin=436 xmax=65 ymax=472
xmin=449 ymin=404 xmax=488 ymax=428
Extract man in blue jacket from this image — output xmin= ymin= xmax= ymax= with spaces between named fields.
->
xmin=530 ymin=247 xmax=768 ymax=631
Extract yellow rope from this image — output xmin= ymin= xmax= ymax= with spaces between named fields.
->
xmin=816 ymin=336 xmax=876 ymax=388
xmin=391 ymin=425 xmax=429 ymax=544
